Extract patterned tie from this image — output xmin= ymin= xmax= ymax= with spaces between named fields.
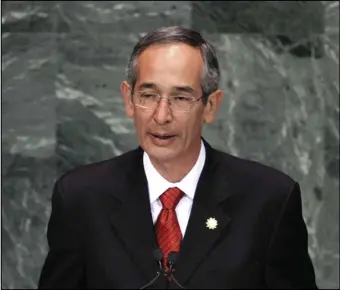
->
xmin=155 ymin=187 xmax=184 ymax=271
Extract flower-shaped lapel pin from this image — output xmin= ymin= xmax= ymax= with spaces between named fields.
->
xmin=206 ymin=217 xmax=218 ymax=230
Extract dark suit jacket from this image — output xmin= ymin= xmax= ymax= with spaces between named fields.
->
xmin=38 ymin=140 xmax=318 ymax=289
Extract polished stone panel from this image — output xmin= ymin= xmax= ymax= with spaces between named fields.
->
xmin=1 ymin=1 xmax=338 ymax=289
xmin=192 ymin=1 xmax=324 ymax=34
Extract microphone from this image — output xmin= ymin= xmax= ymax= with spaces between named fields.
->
xmin=139 ymin=248 xmax=165 ymax=289
xmin=167 ymin=251 xmax=186 ymax=289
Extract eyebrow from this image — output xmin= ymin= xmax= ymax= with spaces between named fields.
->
xmin=173 ymin=86 xmax=195 ymax=94
xmin=137 ymin=83 xmax=195 ymax=94
xmin=138 ymin=83 xmax=158 ymax=90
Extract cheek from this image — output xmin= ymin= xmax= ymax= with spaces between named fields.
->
xmin=133 ymin=111 xmax=152 ymax=133
xmin=179 ymin=116 xmax=203 ymax=137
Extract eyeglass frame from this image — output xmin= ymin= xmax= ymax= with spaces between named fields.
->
xmin=130 ymin=91 xmax=206 ymax=113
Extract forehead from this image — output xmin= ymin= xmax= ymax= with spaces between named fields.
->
xmin=135 ymin=43 xmax=204 ymax=92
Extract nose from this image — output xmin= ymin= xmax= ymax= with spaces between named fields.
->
xmin=153 ymin=97 xmax=173 ymax=125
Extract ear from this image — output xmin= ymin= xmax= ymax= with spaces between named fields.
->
xmin=120 ymin=81 xmax=134 ymax=118
xmin=203 ymin=89 xmax=223 ymax=124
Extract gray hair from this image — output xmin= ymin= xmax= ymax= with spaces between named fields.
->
xmin=126 ymin=26 xmax=220 ymax=104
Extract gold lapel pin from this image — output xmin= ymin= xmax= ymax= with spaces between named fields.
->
xmin=206 ymin=217 xmax=218 ymax=230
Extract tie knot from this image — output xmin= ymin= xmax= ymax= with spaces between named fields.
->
xmin=159 ymin=187 xmax=184 ymax=210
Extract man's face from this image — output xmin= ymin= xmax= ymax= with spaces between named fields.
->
xmin=121 ymin=43 xmax=222 ymax=164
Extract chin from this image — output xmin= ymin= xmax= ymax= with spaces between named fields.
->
xmin=149 ymin=148 xmax=176 ymax=160
xmin=144 ymin=145 xmax=179 ymax=163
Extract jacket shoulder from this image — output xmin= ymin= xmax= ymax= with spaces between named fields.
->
xmin=55 ymin=148 xmax=140 ymax=194
xmin=214 ymin=149 xmax=297 ymax=196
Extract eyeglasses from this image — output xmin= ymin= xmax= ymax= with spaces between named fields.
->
xmin=132 ymin=91 xmax=203 ymax=112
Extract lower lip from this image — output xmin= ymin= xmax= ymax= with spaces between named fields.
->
xmin=150 ymin=134 xmax=176 ymax=146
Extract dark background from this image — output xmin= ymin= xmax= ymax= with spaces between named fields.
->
xmin=1 ymin=1 xmax=339 ymax=288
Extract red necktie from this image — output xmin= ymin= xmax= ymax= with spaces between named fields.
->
xmin=155 ymin=187 xmax=184 ymax=271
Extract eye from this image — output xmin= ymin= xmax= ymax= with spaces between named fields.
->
xmin=173 ymin=95 xmax=191 ymax=101
xmin=141 ymin=93 xmax=158 ymax=99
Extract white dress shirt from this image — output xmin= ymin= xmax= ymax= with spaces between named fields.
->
xmin=143 ymin=140 xmax=206 ymax=237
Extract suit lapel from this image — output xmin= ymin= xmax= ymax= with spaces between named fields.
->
xmin=108 ymin=140 xmax=237 ymax=284
xmin=174 ymin=140 xmax=235 ymax=284
xmin=109 ymin=147 xmax=159 ymax=281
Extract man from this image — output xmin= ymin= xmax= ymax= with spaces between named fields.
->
xmin=38 ymin=26 xmax=318 ymax=289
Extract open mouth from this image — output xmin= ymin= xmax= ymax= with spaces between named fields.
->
xmin=151 ymin=133 xmax=175 ymax=140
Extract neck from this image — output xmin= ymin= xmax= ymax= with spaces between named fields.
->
xmin=150 ymin=142 xmax=202 ymax=183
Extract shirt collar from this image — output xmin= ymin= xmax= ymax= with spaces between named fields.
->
xmin=143 ymin=140 xmax=206 ymax=203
